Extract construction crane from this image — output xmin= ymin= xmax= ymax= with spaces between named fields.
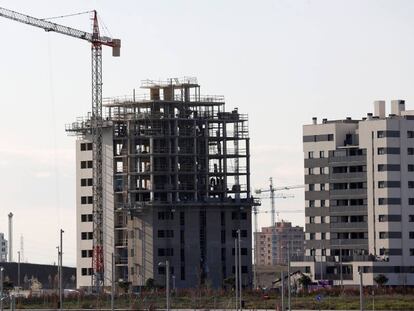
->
xmin=0 ymin=7 xmax=121 ymax=290
xmin=253 ymin=177 xmax=305 ymax=268
xmin=255 ymin=177 xmax=304 ymax=226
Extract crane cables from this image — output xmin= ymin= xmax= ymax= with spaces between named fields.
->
xmin=42 ymin=10 xmax=93 ymax=21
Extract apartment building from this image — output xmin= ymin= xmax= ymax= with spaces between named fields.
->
xmin=292 ymin=100 xmax=414 ymax=286
xmin=67 ymin=78 xmax=256 ymax=289
xmin=255 ymin=221 xmax=304 ymax=266
xmin=0 ymin=233 xmax=7 ymax=262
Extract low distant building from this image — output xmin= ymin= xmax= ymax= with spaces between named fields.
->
xmin=0 ymin=262 xmax=76 ymax=290
xmin=255 ymin=221 xmax=305 ymax=266
xmin=0 ymin=233 xmax=7 ymax=262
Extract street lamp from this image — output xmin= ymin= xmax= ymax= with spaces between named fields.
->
xmin=0 ymin=266 xmax=4 ymax=311
xmin=158 ymin=261 xmax=170 ymax=311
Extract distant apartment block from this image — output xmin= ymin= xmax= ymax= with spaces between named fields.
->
xmin=255 ymin=221 xmax=304 ymax=266
xmin=0 ymin=233 xmax=7 ymax=262
xmin=292 ymin=100 xmax=414 ymax=286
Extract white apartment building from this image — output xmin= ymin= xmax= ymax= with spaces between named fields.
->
xmin=0 ymin=233 xmax=7 ymax=262
xmin=292 ymin=100 xmax=414 ymax=286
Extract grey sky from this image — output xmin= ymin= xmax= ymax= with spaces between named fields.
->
xmin=1 ymin=0 xmax=414 ymax=266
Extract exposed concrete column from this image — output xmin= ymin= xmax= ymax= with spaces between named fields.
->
xmin=150 ymin=137 xmax=154 ymax=202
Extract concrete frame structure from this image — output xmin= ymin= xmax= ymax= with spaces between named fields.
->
xmin=255 ymin=222 xmax=304 ymax=266
xmin=0 ymin=233 xmax=7 ymax=262
xmin=292 ymin=100 xmax=414 ymax=286
xmin=67 ymin=77 xmax=255 ymax=289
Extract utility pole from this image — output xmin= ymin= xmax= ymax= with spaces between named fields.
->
xmin=287 ymin=243 xmax=291 ymax=311
xmin=111 ymin=253 xmax=115 ymax=311
xmin=0 ymin=266 xmax=3 ymax=311
xmin=320 ymin=240 xmax=323 ymax=282
xmin=234 ymin=238 xmax=238 ymax=311
xmin=339 ymin=240 xmax=343 ymax=290
xmin=166 ymin=260 xmax=170 ymax=311
xmin=238 ymin=229 xmax=242 ymax=310
xmin=59 ymin=229 xmax=64 ymax=310
xmin=17 ymin=251 xmax=20 ymax=288
xmin=359 ymin=269 xmax=364 ymax=311
xmin=280 ymin=270 xmax=284 ymax=311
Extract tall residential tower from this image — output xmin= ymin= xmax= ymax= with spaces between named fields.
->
xmin=293 ymin=100 xmax=414 ymax=286
xmin=67 ymin=78 xmax=255 ymax=289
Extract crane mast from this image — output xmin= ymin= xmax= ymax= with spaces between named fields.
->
xmin=0 ymin=7 xmax=121 ymax=291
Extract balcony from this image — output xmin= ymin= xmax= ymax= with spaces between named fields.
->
xmin=330 ymin=222 xmax=367 ymax=231
xmin=330 ymin=172 xmax=366 ymax=181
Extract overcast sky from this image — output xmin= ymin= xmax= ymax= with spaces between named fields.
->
xmin=1 ymin=0 xmax=414 ymax=266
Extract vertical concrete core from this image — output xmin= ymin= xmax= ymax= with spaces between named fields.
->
xmin=374 ymin=100 xmax=385 ymax=118
xmin=391 ymin=100 xmax=405 ymax=116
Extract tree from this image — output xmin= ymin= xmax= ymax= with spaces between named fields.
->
xmin=374 ymin=274 xmax=388 ymax=287
xmin=145 ymin=278 xmax=155 ymax=290
xmin=298 ymin=274 xmax=312 ymax=293
xmin=223 ymin=276 xmax=235 ymax=290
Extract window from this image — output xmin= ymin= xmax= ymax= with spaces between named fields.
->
xmin=81 ymin=214 xmax=93 ymax=222
xmin=81 ymin=178 xmax=93 ymax=187
xmin=409 ymin=181 xmax=414 ymax=188
xmin=81 ymin=268 xmax=92 ymax=276
xmin=309 ymin=184 xmax=315 ymax=191
xmin=80 ymin=196 xmax=93 ymax=205
xmin=408 ymin=131 xmax=414 ymax=138
xmin=80 ymin=160 xmax=93 ymax=169
xmin=378 ymin=198 xmax=401 ymax=205
xmin=410 ymin=198 xmax=414 ymax=205
xmin=410 ymin=249 xmax=414 ymax=256
xmin=158 ymin=211 xmax=174 ymax=220
xmin=377 ymin=130 xmax=400 ymax=138
xmin=379 ymin=232 xmax=402 ymax=239
xmin=320 ymin=151 xmax=325 ymax=158
xmin=308 ymin=168 xmax=314 ymax=175
xmin=379 ymin=215 xmax=401 ymax=222
xmin=232 ymin=230 xmax=248 ymax=238
xmin=409 ymin=148 xmax=414 ymax=155
xmin=379 ymin=248 xmax=402 ymax=256
xmin=321 ymin=232 xmax=326 ymax=240
xmin=378 ymin=181 xmax=400 ymax=188
xmin=319 ymin=167 xmax=328 ymax=175
xmin=378 ymin=164 xmax=400 ymax=171
xmin=309 ymin=216 xmax=315 ymax=224
xmin=320 ymin=183 xmax=325 ymax=191
xmin=320 ymin=216 xmax=326 ymax=223
xmin=309 ymin=233 xmax=315 ymax=240
xmin=320 ymin=200 xmax=326 ymax=207
xmin=158 ymin=248 xmax=174 ymax=256
xmin=81 ymin=250 xmax=93 ymax=258
xmin=409 ymin=215 xmax=414 ymax=222
xmin=309 ymin=200 xmax=315 ymax=208
xmin=80 ymin=143 xmax=93 ymax=151
xmin=409 ymin=165 xmax=414 ymax=172
xmin=410 ymin=232 xmax=414 ymax=239
xmin=308 ymin=151 xmax=314 ymax=159
xmin=377 ymin=147 xmax=400 ymax=155
xmin=81 ymin=232 xmax=93 ymax=240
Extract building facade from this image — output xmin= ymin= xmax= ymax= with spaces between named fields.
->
xmin=0 ymin=233 xmax=7 ymax=262
xmin=67 ymin=78 xmax=255 ymax=289
xmin=292 ymin=100 xmax=414 ymax=286
xmin=255 ymin=222 xmax=304 ymax=266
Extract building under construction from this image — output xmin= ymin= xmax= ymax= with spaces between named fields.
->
xmin=67 ymin=77 xmax=255 ymax=289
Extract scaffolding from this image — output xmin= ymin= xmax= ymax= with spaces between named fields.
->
xmin=67 ymin=77 xmax=257 ymax=287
